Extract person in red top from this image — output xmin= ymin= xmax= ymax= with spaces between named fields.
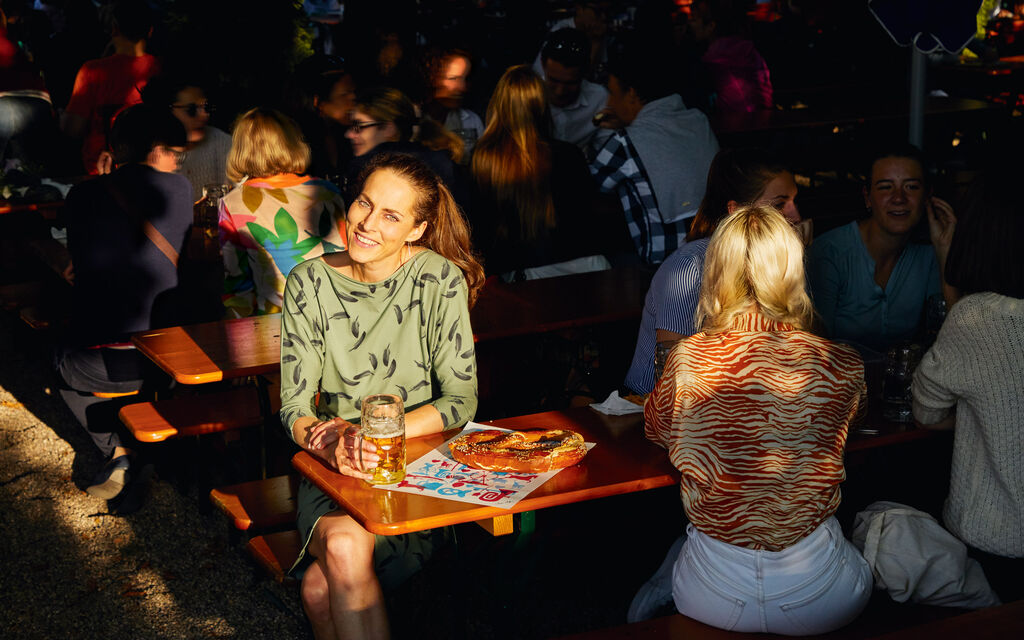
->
xmin=61 ymin=0 xmax=159 ymax=174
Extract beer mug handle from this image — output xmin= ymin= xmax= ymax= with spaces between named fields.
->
xmin=356 ymin=428 xmax=369 ymax=473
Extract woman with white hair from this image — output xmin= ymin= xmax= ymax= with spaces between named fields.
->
xmin=634 ymin=204 xmax=872 ymax=633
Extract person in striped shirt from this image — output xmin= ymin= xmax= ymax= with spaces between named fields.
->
xmin=631 ymin=204 xmax=872 ymax=634
xmin=623 ymin=147 xmax=802 ymax=395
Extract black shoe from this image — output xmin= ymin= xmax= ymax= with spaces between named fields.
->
xmin=86 ymin=454 xmax=132 ymax=500
xmin=109 ymin=463 xmax=154 ymax=516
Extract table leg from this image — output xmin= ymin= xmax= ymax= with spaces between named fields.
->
xmin=475 ymin=513 xmax=514 ymax=536
xmin=253 ymin=375 xmax=272 ymax=479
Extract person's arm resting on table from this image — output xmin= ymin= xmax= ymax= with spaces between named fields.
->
xmin=911 ymin=329 xmax=958 ymax=431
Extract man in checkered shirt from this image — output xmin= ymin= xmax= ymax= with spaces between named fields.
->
xmin=590 ymin=44 xmax=719 ymax=264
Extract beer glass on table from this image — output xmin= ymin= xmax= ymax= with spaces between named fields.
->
xmin=358 ymin=394 xmax=407 ymax=485
xmin=882 ymin=343 xmax=921 ymax=423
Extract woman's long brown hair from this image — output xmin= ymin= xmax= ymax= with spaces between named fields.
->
xmin=471 ymin=65 xmax=555 ymax=241
xmin=357 ymin=153 xmax=485 ymax=307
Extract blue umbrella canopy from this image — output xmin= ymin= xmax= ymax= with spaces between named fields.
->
xmin=869 ymin=0 xmax=983 ymax=53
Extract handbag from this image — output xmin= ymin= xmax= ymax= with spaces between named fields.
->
xmin=851 ymin=501 xmax=1001 ymax=609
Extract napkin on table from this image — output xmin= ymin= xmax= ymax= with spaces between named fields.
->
xmin=590 ymin=390 xmax=645 ymax=415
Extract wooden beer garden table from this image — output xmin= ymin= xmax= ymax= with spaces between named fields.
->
xmin=131 ymin=266 xmax=653 ymax=385
xmin=291 ymin=403 xmax=941 ymax=538
xmin=292 ymin=407 xmax=677 ymax=536
xmin=0 ymin=198 xmax=63 ymax=220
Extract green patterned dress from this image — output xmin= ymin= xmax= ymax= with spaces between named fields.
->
xmin=280 ymin=249 xmax=477 ymax=585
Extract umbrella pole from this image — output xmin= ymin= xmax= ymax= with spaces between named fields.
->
xmin=909 ymin=47 xmax=927 ymax=148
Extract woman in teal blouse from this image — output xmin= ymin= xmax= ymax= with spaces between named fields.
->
xmin=808 ymin=145 xmax=953 ymax=353
xmin=279 ymin=153 xmax=485 ymax=640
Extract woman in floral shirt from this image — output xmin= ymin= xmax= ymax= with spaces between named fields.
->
xmin=218 ymin=107 xmax=346 ymax=317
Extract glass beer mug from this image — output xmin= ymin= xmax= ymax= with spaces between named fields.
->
xmin=358 ymin=394 xmax=407 ymax=485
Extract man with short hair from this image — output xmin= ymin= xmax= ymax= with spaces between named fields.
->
xmin=590 ymin=43 xmax=719 ymax=264
xmin=56 ymin=104 xmax=192 ymax=513
xmin=540 ymin=27 xmax=611 ymax=155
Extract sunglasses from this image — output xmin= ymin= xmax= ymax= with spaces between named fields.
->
xmin=171 ymin=102 xmax=215 ymax=117
xmin=546 ymin=38 xmax=586 ymax=57
xmin=163 ymin=147 xmax=187 ymax=163
xmin=349 ymin=120 xmax=386 ymax=134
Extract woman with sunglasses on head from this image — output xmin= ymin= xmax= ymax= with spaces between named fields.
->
xmin=281 ymin=153 xmax=484 ymax=639
xmin=343 ymin=86 xmax=467 ymax=208
xmin=634 ymin=204 xmax=871 ymax=631
xmin=624 ymin=147 xmax=804 ymax=395
xmin=217 ymin=107 xmax=347 ymax=318
xmin=141 ymin=73 xmax=231 ymax=202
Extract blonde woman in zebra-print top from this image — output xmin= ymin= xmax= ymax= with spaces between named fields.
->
xmin=637 ymin=205 xmax=872 ymax=634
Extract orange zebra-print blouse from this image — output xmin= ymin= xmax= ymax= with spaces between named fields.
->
xmin=644 ymin=312 xmax=866 ymax=551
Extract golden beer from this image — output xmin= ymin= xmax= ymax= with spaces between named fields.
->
xmin=363 ymin=428 xmax=406 ymax=485
xmin=359 ymin=393 xmax=406 ymax=485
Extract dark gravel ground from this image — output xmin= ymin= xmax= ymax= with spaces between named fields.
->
xmin=0 ymin=309 xmax=684 ymax=639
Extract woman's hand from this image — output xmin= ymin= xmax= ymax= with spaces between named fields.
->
xmin=795 ymin=218 xmax=814 ymax=247
xmin=927 ymin=196 xmax=957 ymax=263
xmin=927 ymin=196 xmax=960 ymax=308
xmin=95 ymin=151 xmax=114 ymax=175
xmin=305 ymin=418 xmax=378 ymax=481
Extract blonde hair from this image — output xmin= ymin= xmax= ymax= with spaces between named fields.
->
xmin=227 ymin=107 xmax=310 ymax=182
xmin=471 ymin=64 xmax=554 ymax=240
xmin=354 ymin=87 xmax=463 ymax=163
xmin=696 ymin=204 xmax=814 ymax=333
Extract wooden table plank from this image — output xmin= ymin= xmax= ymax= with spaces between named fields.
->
xmin=133 ymin=266 xmax=652 ymax=384
xmin=291 ymin=400 xmax=935 ymax=538
xmin=292 ymin=408 xmax=678 ymax=536
xmin=132 ymin=313 xmax=282 ymax=384
xmin=0 ymin=199 xmax=63 ymax=219
xmin=470 ymin=266 xmax=651 ymax=342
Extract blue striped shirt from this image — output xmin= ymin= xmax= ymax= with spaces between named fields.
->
xmin=624 ymin=238 xmax=710 ymax=393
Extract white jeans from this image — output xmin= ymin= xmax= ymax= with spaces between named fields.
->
xmin=673 ymin=517 xmax=872 ymax=635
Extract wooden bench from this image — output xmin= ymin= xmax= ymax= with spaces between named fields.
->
xmin=871 ymin=599 xmax=1024 ymax=639
xmin=119 ymin=385 xmax=263 ymax=442
xmin=0 ymin=281 xmax=43 ymax=311
xmin=209 ymin=474 xmax=299 ymax=531
xmin=246 ymin=529 xmax=301 ymax=584
xmin=555 ymin=593 xmax=971 ymax=640
xmin=17 ymin=298 xmax=69 ymax=330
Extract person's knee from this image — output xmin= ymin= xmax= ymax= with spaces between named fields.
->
xmin=301 ymin=566 xmax=331 ymax=621
xmin=322 ymin=526 xmax=375 ymax=588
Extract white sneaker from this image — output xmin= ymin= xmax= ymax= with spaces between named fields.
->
xmin=626 ymin=535 xmax=685 ymax=623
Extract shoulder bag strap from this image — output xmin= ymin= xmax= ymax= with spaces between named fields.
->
xmin=104 ymin=177 xmax=179 ymax=267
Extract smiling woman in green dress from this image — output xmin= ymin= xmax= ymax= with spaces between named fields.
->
xmin=279 ymin=153 xmax=485 ymax=640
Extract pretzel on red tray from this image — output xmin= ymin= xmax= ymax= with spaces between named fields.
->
xmin=448 ymin=428 xmax=588 ymax=473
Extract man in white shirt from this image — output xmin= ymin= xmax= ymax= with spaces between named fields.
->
xmin=539 ymin=28 xmax=612 ymax=156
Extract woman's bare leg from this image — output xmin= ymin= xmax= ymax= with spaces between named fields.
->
xmin=306 ymin=511 xmax=389 ymax=640
xmin=301 ymin=559 xmax=337 ymax=640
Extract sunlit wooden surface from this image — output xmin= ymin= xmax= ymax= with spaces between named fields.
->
xmin=292 ymin=407 xmax=677 ymax=536
xmin=132 ymin=313 xmax=282 ymax=384
xmin=132 ymin=266 xmax=652 ymax=384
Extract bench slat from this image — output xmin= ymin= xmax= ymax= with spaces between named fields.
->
xmin=246 ymin=530 xmax=301 ymax=584
xmin=0 ymin=281 xmax=43 ymax=311
xmin=119 ymin=386 xmax=263 ymax=442
xmin=210 ymin=474 xmax=299 ymax=531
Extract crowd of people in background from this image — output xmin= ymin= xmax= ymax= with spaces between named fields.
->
xmin=1 ymin=1 xmax=1021 ymax=639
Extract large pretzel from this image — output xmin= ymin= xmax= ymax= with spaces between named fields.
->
xmin=448 ymin=429 xmax=588 ymax=473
